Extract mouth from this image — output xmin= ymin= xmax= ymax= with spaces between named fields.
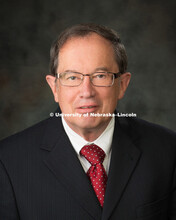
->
xmin=79 ymin=106 xmax=96 ymax=109
xmin=76 ymin=105 xmax=98 ymax=113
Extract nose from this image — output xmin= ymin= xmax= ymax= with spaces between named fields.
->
xmin=79 ymin=75 xmax=96 ymax=98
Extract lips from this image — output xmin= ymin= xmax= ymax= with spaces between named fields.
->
xmin=76 ymin=105 xmax=98 ymax=113
xmin=80 ymin=106 xmax=95 ymax=109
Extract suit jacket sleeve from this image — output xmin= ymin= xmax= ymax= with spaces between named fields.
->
xmin=169 ymin=166 xmax=176 ymax=219
xmin=0 ymin=160 xmax=20 ymax=220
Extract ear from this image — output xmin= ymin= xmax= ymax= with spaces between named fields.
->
xmin=118 ymin=72 xmax=131 ymax=100
xmin=46 ymin=75 xmax=59 ymax=102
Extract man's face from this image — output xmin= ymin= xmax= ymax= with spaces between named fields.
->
xmin=46 ymin=33 xmax=130 ymax=136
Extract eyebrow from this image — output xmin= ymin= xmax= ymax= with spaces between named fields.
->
xmin=64 ymin=70 xmax=79 ymax=73
xmin=94 ymin=67 xmax=109 ymax=72
xmin=63 ymin=67 xmax=109 ymax=73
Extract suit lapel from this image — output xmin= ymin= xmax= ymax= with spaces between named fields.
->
xmin=102 ymin=117 xmax=141 ymax=220
xmin=39 ymin=114 xmax=141 ymax=220
xmin=40 ymin=116 xmax=102 ymax=220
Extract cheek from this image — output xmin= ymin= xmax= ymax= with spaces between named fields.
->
xmin=100 ymin=88 xmax=119 ymax=110
xmin=111 ymin=84 xmax=120 ymax=102
xmin=106 ymin=86 xmax=119 ymax=100
xmin=57 ymin=88 xmax=76 ymax=109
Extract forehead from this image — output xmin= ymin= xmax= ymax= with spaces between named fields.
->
xmin=59 ymin=33 xmax=114 ymax=57
xmin=57 ymin=33 xmax=118 ymax=72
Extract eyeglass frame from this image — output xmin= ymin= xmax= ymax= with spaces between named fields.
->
xmin=55 ymin=71 xmax=122 ymax=87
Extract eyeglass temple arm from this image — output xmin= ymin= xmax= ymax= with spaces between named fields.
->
xmin=114 ymin=72 xmax=122 ymax=78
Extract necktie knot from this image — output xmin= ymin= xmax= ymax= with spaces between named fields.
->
xmin=80 ymin=144 xmax=105 ymax=166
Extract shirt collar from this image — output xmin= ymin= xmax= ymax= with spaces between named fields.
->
xmin=61 ymin=116 xmax=115 ymax=156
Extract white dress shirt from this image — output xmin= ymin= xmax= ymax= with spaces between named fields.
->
xmin=61 ymin=116 xmax=115 ymax=174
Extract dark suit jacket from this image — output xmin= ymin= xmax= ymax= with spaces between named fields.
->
xmin=0 ymin=115 xmax=176 ymax=220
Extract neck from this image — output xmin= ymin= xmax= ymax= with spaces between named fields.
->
xmin=64 ymin=118 xmax=111 ymax=142
xmin=77 ymin=129 xmax=103 ymax=142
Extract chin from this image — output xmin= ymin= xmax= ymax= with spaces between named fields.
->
xmin=78 ymin=118 xmax=97 ymax=128
xmin=76 ymin=117 xmax=108 ymax=130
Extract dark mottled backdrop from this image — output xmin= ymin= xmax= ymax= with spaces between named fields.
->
xmin=0 ymin=0 xmax=176 ymax=140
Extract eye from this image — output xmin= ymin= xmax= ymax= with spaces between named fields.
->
xmin=93 ymin=72 xmax=107 ymax=79
xmin=67 ymin=76 xmax=77 ymax=80
xmin=64 ymin=73 xmax=81 ymax=81
xmin=97 ymin=74 xmax=106 ymax=78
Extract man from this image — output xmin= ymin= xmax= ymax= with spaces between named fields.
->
xmin=0 ymin=24 xmax=176 ymax=220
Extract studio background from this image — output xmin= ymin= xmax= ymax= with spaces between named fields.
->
xmin=0 ymin=0 xmax=176 ymax=140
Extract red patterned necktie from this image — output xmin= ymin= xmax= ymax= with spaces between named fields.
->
xmin=80 ymin=144 xmax=107 ymax=207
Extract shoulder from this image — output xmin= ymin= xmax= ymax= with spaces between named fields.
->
xmin=117 ymin=117 xmax=176 ymax=152
xmin=129 ymin=117 xmax=176 ymax=140
xmin=116 ymin=117 xmax=176 ymax=171
xmin=0 ymin=116 xmax=61 ymax=156
xmin=0 ymin=118 xmax=48 ymax=144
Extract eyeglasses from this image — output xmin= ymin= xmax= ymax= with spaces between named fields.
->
xmin=55 ymin=71 xmax=121 ymax=87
